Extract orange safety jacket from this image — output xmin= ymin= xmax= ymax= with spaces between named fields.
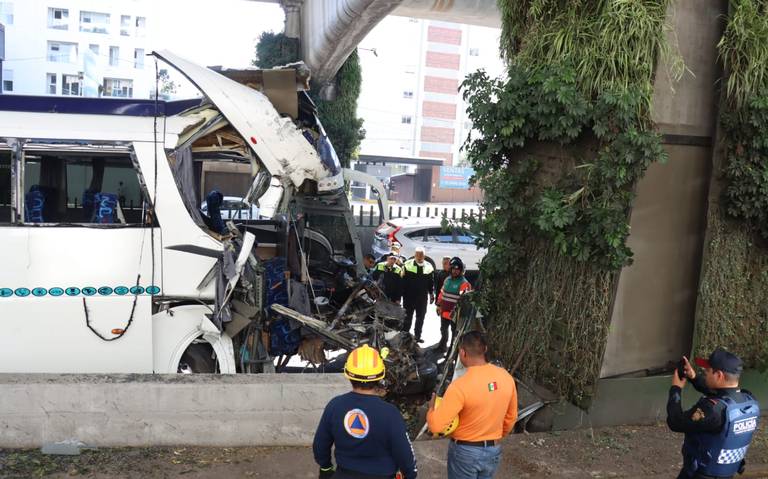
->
xmin=437 ymin=276 xmax=472 ymax=320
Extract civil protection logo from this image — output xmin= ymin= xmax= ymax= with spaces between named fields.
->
xmin=344 ymin=408 xmax=370 ymax=439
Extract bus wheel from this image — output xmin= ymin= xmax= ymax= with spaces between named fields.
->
xmin=178 ymin=342 xmax=218 ymax=373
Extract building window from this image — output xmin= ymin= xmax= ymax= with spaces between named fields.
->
xmin=120 ymin=15 xmax=131 ymax=36
xmin=401 ymin=115 xmax=412 ymax=124
xmin=47 ymin=73 xmax=57 ymax=95
xmin=62 ymin=74 xmax=81 ymax=96
xmin=134 ymin=48 xmax=144 ymax=69
xmin=47 ymin=41 xmax=78 ymax=63
xmin=403 ymin=90 xmax=414 ymax=99
xmin=2 ymin=69 xmax=12 ymax=92
xmin=469 ymin=48 xmax=480 ymax=56
xmin=109 ymin=46 xmax=119 ymax=67
xmin=79 ymin=11 xmax=110 ymax=34
xmin=47 ymin=8 xmax=69 ymax=30
xmin=135 ymin=16 xmax=146 ymax=37
xmin=0 ymin=2 xmax=13 ymax=25
xmin=103 ymin=78 xmax=133 ymax=98
xmin=89 ymin=44 xmax=99 ymax=55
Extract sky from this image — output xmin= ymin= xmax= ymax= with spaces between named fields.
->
xmin=146 ymin=0 xmax=285 ymax=96
xmin=149 ymin=0 xmax=284 ymax=69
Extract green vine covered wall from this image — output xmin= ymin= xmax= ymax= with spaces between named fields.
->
xmin=695 ymin=0 xmax=768 ymax=370
xmin=254 ymin=32 xmax=365 ymax=168
xmin=467 ymin=0 xmax=675 ymax=403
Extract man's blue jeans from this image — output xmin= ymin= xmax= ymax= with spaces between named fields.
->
xmin=447 ymin=441 xmax=502 ymax=479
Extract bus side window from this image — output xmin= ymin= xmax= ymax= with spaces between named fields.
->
xmin=22 ymin=149 xmax=148 ymax=225
xmin=0 ymin=150 xmax=10 ymax=223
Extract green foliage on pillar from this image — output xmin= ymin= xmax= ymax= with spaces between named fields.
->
xmin=309 ymin=50 xmax=366 ymax=169
xmin=467 ymin=0 xmax=676 ymax=403
xmin=695 ymin=0 xmax=768 ymax=370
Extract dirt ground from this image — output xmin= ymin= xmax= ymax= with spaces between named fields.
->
xmin=0 ymin=424 xmax=766 ymax=479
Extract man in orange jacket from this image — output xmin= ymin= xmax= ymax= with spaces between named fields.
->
xmin=426 ymin=332 xmax=517 ymax=479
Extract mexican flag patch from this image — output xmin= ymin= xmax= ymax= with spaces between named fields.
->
xmin=488 ymin=382 xmax=498 ymax=392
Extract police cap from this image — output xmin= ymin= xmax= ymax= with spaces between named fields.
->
xmin=695 ymin=347 xmax=743 ymax=375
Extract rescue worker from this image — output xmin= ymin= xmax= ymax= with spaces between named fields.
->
xmin=401 ymin=246 xmax=435 ymax=343
xmin=427 ymin=332 xmax=517 ymax=479
xmin=372 ymin=254 xmax=404 ymax=303
xmin=313 ymin=345 xmax=418 ymax=479
xmin=436 ymin=257 xmax=472 ymax=351
xmin=364 ymin=254 xmax=377 ymax=274
xmin=434 ymin=256 xmax=452 ymax=302
xmin=668 ymin=348 xmax=760 ymax=479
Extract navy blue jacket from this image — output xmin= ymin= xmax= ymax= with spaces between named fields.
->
xmin=313 ymin=391 xmax=417 ymax=479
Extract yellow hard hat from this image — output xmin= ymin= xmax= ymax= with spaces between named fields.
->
xmin=434 ymin=396 xmax=459 ymax=437
xmin=344 ymin=345 xmax=386 ymax=382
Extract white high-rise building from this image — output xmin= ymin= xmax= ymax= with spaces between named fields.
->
xmin=357 ymin=16 xmax=505 ymax=167
xmin=0 ymin=0 xmax=152 ymax=98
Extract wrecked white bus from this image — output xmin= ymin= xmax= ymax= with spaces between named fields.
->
xmin=0 ymin=51 xmax=439 ymax=394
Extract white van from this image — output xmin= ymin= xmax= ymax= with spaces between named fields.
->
xmin=0 ymin=51 xmax=379 ymax=375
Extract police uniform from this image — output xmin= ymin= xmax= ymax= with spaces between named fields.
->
xmin=372 ymin=259 xmax=404 ymax=303
xmin=401 ymin=258 xmax=434 ymax=341
xmin=667 ymin=350 xmax=760 ymax=479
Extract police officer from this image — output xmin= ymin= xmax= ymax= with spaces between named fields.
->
xmin=372 ymin=254 xmax=404 ymax=303
xmin=401 ymin=246 xmax=435 ymax=343
xmin=667 ymin=348 xmax=760 ymax=479
xmin=313 ymin=345 xmax=418 ymax=479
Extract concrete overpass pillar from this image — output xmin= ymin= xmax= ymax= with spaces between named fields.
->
xmin=281 ymin=0 xmax=304 ymax=38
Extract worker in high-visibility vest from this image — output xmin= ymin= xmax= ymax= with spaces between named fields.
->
xmin=372 ymin=254 xmax=404 ymax=303
xmin=436 ymin=257 xmax=472 ymax=351
xmin=401 ymin=246 xmax=435 ymax=343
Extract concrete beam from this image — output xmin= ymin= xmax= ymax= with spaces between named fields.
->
xmin=300 ymin=0 xmax=405 ymax=86
xmin=297 ymin=0 xmax=501 ymax=85
xmin=0 ymin=373 xmax=349 ymax=447
xmin=392 ymin=0 xmax=500 ymax=28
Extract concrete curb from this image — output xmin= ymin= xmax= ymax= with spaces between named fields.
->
xmin=0 ymin=373 xmax=349 ymax=448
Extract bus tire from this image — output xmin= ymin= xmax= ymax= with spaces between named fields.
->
xmin=178 ymin=341 xmax=217 ymax=373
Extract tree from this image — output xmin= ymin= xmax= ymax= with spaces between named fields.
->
xmin=158 ymin=69 xmax=178 ymax=96
xmin=253 ymin=31 xmax=300 ymax=69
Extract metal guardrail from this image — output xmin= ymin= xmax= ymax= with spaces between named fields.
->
xmin=351 ymin=204 xmax=483 ymax=227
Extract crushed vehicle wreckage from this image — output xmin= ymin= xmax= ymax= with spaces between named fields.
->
xmin=205 ymin=219 xmax=444 ymax=397
xmin=0 ymin=50 xmax=549 ymax=424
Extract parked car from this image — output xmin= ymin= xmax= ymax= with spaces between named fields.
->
xmin=372 ymin=217 xmax=486 ymax=271
xmin=201 ymin=196 xmax=260 ymax=220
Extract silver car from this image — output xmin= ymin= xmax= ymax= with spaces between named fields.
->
xmin=372 ymin=217 xmax=486 ymax=271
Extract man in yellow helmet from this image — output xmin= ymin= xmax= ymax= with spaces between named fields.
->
xmin=313 ymin=345 xmax=418 ymax=479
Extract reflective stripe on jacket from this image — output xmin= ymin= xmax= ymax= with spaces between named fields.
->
xmin=438 ymin=276 xmax=471 ymax=320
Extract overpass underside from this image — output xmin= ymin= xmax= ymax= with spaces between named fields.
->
xmin=269 ymin=0 xmax=499 ymax=86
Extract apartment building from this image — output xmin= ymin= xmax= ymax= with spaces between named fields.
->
xmin=0 ymin=0 xmax=152 ymax=98
xmin=357 ymin=16 xmax=505 ymax=167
